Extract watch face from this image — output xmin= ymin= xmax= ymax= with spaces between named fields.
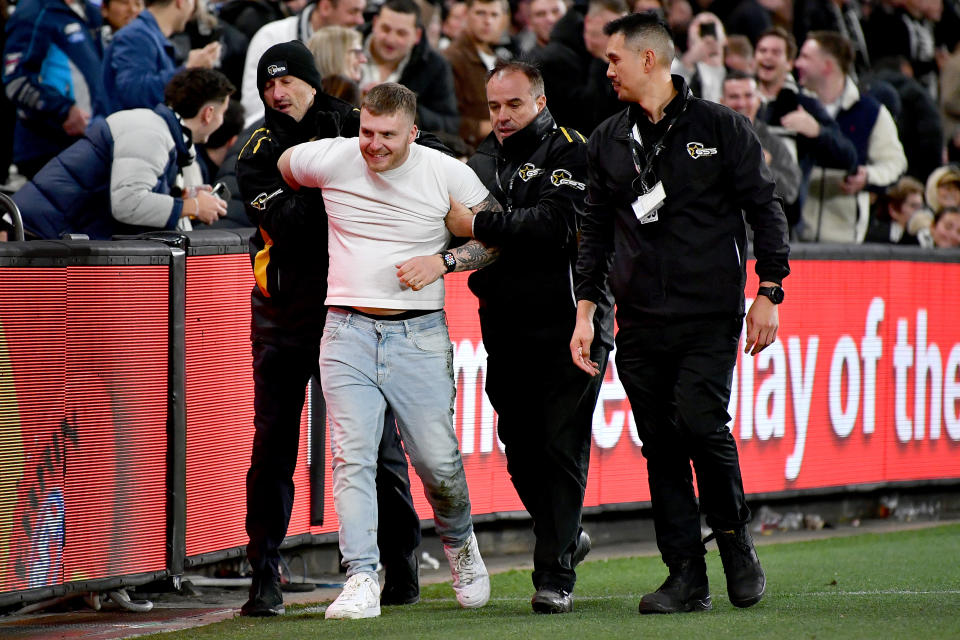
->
xmin=766 ymin=287 xmax=784 ymax=304
xmin=442 ymin=252 xmax=456 ymax=271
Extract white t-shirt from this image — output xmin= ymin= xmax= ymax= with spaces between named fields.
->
xmin=289 ymin=138 xmax=489 ymax=309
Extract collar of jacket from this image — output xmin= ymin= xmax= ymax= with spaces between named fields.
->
xmin=622 ymin=74 xmax=692 ymax=139
xmin=450 ymin=32 xmax=485 ymax=65
xmin=139 ymin=9 xmax=169 ymax=43
xmin=154 ymin=103 xmax=195 ymax=168
xmin=838 ymin=75 xmax=862 ymax=111
xmin=477 ymin=107 xmax=557 ymax=159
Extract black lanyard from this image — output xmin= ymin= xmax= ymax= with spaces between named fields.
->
xmin=630 ymin=102 xmax=686 ymax=192
xmin=493 ymin=161 xmax=515 ymax=213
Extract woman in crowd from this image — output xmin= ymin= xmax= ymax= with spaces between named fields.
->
xmin=307 ymin=26 xmax=367 ymax=105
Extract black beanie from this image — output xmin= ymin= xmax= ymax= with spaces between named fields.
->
xmin=256 ymin=40 xmax=324 ymax=97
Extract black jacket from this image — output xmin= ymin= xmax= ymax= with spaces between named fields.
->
xmin=529 ymin=8 xmax=622 ymax=136
xmin=237 ymin=93 xmax=359 ymax=346
xmin=576 ymin=77 xmax=790 ymax=324
xmin=360 ymin=25 xmax=460 ymax=135
xmin=400 ymin=34 xmax=460 ymax=135
xmin=466 ymin=108 xmax=613 ymax=352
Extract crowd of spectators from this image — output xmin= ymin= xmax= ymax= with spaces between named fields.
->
xmin=3 ymin=0 xmax=960 ymax=247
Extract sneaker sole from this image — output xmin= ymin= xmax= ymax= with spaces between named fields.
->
xmin=455 ymin=577 xmax=491 ymax=608
xmin=325 ymin=605 xmax=381 ymax=620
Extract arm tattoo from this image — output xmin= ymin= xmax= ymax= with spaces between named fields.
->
xmin=451 ymin=239 xmax=499 ymax=271
xmin=470 ymin=193 xmax=503 ymax=215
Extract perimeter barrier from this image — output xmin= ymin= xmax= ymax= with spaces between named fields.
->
xmin=1 ymin=233 xmax=959 ymax=606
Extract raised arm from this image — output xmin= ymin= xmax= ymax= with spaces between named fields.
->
xmin=277 ymin=147 xmax=300 ymax=190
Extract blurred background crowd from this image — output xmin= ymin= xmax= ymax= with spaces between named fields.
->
xmin=2 ymin=0 xmax=960 ymax=248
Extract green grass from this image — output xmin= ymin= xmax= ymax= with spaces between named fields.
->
xmin=144 ymin=524 xmax=960 ymax=640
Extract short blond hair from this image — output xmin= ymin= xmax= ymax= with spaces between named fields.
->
xmin=307 ymin=26 xmax=362 ymax=79
xmin=362 ymin=82 xmax=418 ymax=121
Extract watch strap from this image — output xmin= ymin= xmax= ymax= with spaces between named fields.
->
xmin=757 ymin=285 xmax=784 ymax=304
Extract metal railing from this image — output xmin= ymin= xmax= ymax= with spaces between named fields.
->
xmin=0 ymin=192 xmax=24 ymax=242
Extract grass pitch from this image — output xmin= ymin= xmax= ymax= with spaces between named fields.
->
xmin=143 ymin=523 xmax=960 ymax=640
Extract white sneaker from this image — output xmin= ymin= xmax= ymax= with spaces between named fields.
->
xmin=443 ymin=532 xmax=490 ymax=608
xmin=325 ymin=572 xmax=381 ymax=619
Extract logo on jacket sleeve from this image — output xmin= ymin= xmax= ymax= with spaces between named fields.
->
xmin=550 ymin=169 xmax=585 ymax=190
xmin=250 ymin=188 xmax=284 ymax=211
xmin=4 ymin=52 xmax=22 ymax=77
xmin=686 ymin=142 xmax=718 ymax=159
xmin=518 ymin=163 xmax=543 ymax=181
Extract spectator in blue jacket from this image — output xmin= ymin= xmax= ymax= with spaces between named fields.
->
xmin=102 ymin=0 xmax=221 ymax=112
xmin=3 ymin=0 xmax=109 ymax=179
xmin=98 ymin=0 xmax=145 ymax=49
xmin=14 ymin=68 xmax=232 ymax=240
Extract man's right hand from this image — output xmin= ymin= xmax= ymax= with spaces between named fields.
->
xmin=445 ymin=197 xmax=476 ymax=237
xmin=570 ymin=300 xmax=600 ymax=376
xmin=190 ymin=190 xmax=228 ymax=224
xmin=186 ymin=41 xmax=222 ymax=69
xmin=780 ymin=106 xmax=820 ymax=138
xmin=62 ymin=105 xmax=90 ymax=136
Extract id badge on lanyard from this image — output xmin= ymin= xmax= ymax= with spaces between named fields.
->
xmin=632 ymin=182 xmax=665 ymax=224
xmin=631 ymin=124 xmax=666 ymax=224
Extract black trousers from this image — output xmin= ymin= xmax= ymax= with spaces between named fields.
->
xmin=485 ymin=343 xmax=609 ymax=592
xmin=245 ymin=340 xmax=421 ymax=579
xmin=615 ymin=314 xmax=750 ymax=566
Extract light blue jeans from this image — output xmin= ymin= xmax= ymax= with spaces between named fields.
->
xmin=319 ymin=307 xmax=474 ymax=576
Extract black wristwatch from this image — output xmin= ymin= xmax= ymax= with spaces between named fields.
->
xmin=758 ymin=285 xmax=785 ymax=304
xmin=440 ymin=250 xmax=457 ymax=273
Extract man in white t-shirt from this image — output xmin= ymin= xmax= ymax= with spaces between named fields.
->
xmin=278 ymin=82 xmax=500 ymax=620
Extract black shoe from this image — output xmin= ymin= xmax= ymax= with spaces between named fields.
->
xmin=240 ymin=575 xmax=285 ymax=617
xmin=572 ymin=530 xmax=592 ymax=567
xmin=710 ymin=527 xmax=766 ymax=608
xmin=531 ymin=586 xmax=573 ymax=614
xmin=381 ymin=552 xmax=420 ymax=606
xmin=638 ymin=557 xmax=712 ymax=614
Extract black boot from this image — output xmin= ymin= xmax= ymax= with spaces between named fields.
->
xmin=240 ymin=574 xmax=285 ymax=617
xmin=638 ymin=557 xmax=711 ymax=614
xmin=572 ymin=530 xmax=592 ymax=567
xmin=381 ymin=551 xmax=420 ymax=606
xmin=711 ymin=527 xmax=765 ymax=608
xmin=532 ymin=586 xmax=574 ymax=614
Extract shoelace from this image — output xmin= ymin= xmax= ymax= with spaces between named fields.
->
xmin=705 ymin=530 xmax=753 ymax=568
xmin=342 ymin=576 xmax=371 ymax=597
xmin=455 ymin=546 xmax=477 ymax=583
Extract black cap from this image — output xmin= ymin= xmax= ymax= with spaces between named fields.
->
xmin=256 ymin=40 xmax=323 ymax=98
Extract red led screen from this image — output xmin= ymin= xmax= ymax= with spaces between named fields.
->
xmin=310 ymin=260 xmax=960 ymax=533
xmin=0 ymin=266 xmax=169 ymax=596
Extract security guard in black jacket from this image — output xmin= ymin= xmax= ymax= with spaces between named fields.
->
xmin=236 ymin=41 xmax=421 ymax=616
xmin=448 ymin=60 xmax=613 ymax=614
xmin=571 ymin=15 xmax=790 ymax=614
